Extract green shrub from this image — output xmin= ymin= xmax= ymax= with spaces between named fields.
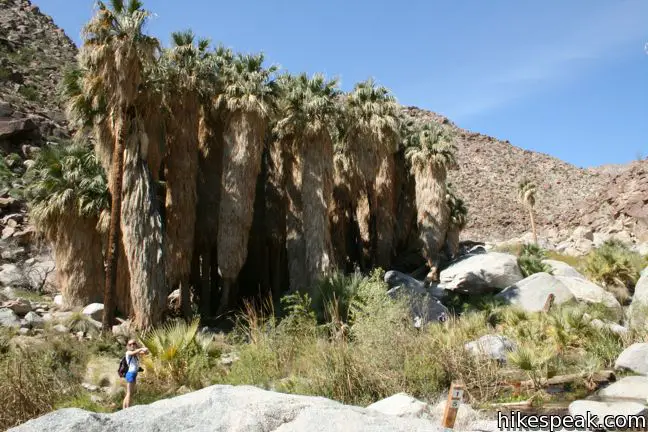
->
xmin=517 ymin=243 xmax=552 ymax=277
xmin=18 ymin=84 xmax=39 ymax=102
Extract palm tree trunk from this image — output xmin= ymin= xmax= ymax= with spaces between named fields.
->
xmin=164 ymin=94 xmax=200 ymax=319
xmin=200 ymin=249 xmax=211 ymax=319
xmin=529 ymin=206 xmax=538 ymax=245
xmin=355 ymin=186 xmax=372 ymax=271
xmin=302 ymin=132 xmax=334 ymax=290
xmin=217 ymin=110 xmax=265 ymax=303
xmin=58 ymin=215 xmax=104 ymax=309
xmin=285 ymin=139 xmax=307 ymax=292
xmin=445 ymin=226 xmax=461 ymax=260
xmin=413 ymin=164 xmax=450 ymax=281
xmin=374 ymin=154 xmax=396 ymax=269
xmin=120 ymin=125 xmax=166 ymax=330
xmin=102 ymin=113 xmax=126 ymax=332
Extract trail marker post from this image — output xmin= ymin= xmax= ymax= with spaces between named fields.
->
xmin=442 ymin=381 xmax=464 ymax=431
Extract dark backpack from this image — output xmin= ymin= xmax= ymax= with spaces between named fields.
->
xmin=118 ymin=356 xmax=129 ymax=377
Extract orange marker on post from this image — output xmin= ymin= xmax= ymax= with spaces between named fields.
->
xmin=442 ymin=381 xmax=464 ymax=431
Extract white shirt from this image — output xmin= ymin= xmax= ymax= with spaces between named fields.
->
xmin=125 ymin=353 xmax=139 ymax=373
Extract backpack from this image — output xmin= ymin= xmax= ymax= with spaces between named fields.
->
xmin=117 ymin=356 xmax=129 ymax=378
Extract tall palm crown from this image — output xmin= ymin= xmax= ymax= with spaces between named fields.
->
xmin=155 ymin=30 xmax=212 ymax=97
xmin=405 ymin=122 xmax=457 ymax=171
xmin=60 ymin=67 xmax=107 ymax=134
xmin=80 ymin=0 xmax=159 ymax=109
xmin=518 ymin=179 xmax=537 ymax=208
xmin=216 ymin=53 xmax=278 ymax=118
xmin=274 ymin=73 xmax=341 ymax=141
xmin=24 ymin=144 xmax=109 ymax=238
xmin=344 ymin=78 xmax=400 ymax=152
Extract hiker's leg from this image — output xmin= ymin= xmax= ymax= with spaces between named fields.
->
xmin=123 ymin=381 xmax=133 ymax=409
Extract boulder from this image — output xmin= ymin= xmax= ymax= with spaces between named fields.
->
xmin=385 ymin=271 xmax=445 ymax=299
xmin=633 ymin=270 xmax=648 ymax=305
xmin=23 ymin=311 xmax=44 ymax=329
xmin=495 ymin=273 xmax=575 ymax=312
xmin=0 ymin=263 xmax=25 ymax=287
xmin=8 ymin=385 xmax=444 ymax=432
xmin=615 ymin=343 xmax=648 ymax=375
xmin=24 ymin=255 xmax=56 ymax=291
xmin=555 ymin=276 xmax=621 ymax=310
xmin=82 ymin=303 xmax=104 ymax=321
xmin=568 ymin=400 xmax=647 ymax=429
xmin=439 ymin=252 xmax=523 ymax=295
xmin=590 ymin=319 xmax=628 ymax=336
xmin=0 ymin=307 xmax=20 ymax=328
xmin=366 ymin=393 xmax=430 ymax=419
xmin=542 ymin=260 xmax=585 ymax=279
xmin=52 ymin=324 xmax=69 ymax=333
xmin=597 ymin=376 xmax=648 ymax=403
xmin=388 ymin=288 xmax=449 ymax=326
xmin=572 ymin=226 xmax=594 ymax=241
xmin=2 ymin=298 xmax=31 ymax=315
xmin=53 ymin=294 xmax=64 ymax=307
xmin=0 ymin=118 xmax=37 ymax=140
xmin=464 ymin=335 xmax=516 ymax=362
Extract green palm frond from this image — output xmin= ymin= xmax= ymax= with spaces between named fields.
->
xmin=274 ymin=72 xmax=341 ymax=144
xmin=214 ymin=52 xmax=278 ymax=118
xmin=23 ymin=143 xmax=109 ymax=238
xmin=344 ymin=78 xmax=400 ymax=153
xmin=446 ymin=182 xmax=468 ymax=229
xmin=405 ymin=122 xmax=457 ymax=170
xmin=518 ymin=179 xmax=536 ymax=207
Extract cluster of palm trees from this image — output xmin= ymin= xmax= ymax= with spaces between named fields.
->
xmin=25 ymin=0 xmax=467 ymax=331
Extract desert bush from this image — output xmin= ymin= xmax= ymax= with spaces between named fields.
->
xmin=0 ymin=335 xmax=88 ymax=430
xmin=584 ymin=240 xmax=645 ymax=303
xmin=517 ymin=243 xmax=552 ymax=277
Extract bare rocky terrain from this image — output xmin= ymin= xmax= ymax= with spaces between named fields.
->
xmin=0 ymin=0 xmax=646 ymax=250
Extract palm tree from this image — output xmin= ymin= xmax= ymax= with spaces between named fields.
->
xmin=61 ymin=66 xmax=133 ymax=318
xmin=445 ymin=183 xmax=468 ymax=259
xmin=344 ymin=78 xmax=400 ymax=270
xmin=156 ymin=30 xmax=212 ymax=319
xmin=405 ymin=122 xmax=457 ymax=281
xmin=24 ymin=144 xmax=108 ymax=309
xmin=274 ymin=73 xmax=340 ymax=293
xmin=81 ymin=0 xmax=165 ymax=330
xmin=215 ymin=53 xmax=277 ymax=315
xmin=518 ymin=179 xmax=538 ymax=244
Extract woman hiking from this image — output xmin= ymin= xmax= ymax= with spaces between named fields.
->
xmin=122 ymin=339 xmax=148 ymax=409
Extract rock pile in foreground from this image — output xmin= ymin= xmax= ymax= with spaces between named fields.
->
xmin=9 ymin=385 xmax=448 ymax=432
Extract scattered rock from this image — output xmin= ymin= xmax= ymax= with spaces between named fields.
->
xmin=555 ymin=276 xmax=621 ymax=309
xmin=53 ymin=294 xmax=63 ymax=307
xmin=495 ymin=273 xmax=575 ymax=312
xmin=597 ymin=375 xmax=648 ymax=403
xmin=568 ymin=400 xmax=647 ymax=429
xmin=590 ymin=319 xmax=628 ymax=336
xmin=220 ymin=352 xmax=240 ymax=367
xmin=615 ymin=343 xmax=648 ymax=375
xmin=0 ymin=307 xmax=20 ymax=327
xmin=52 ymin=324 xmax=69 ymax=333
xmin=367 ymin=393 xmax=430 ymax=419
xmin=439 ymin=252 xmax=523 ymax=295
xmin=8 ymin=384 xmax=444 ymax=432
xmin=82 ymin=303 xmax=104 ymax=321
xmin=18 ymin=327 xmax=30 ymax=335
xmin=464 ymin=335 xmax=516 ymax=362
xmin=0 ymin=263 xmax=25 ymax=287
xmin=384 ymin=271 xmax=426 ymax=295
xmin=387 ymin=287 xmax=449 ymax=326
xmin=2 ymin=298 xmax=31 ymax=315
xmin=23 ymin=310 xmax=44 ymax=329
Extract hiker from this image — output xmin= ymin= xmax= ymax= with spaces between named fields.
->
xmin=122 ymin=339 xmax=148 ymax=409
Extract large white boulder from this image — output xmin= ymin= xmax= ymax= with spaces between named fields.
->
xmin=542 ymin=260 xmax=586 ymax=279
xmin=464 ymin=334 xmax=516 ymax=362
xmin=555 ymin=276 xmax=621 ymax=310
xmin=597 ymin=376 xmax=648 ymax=403
xmin=439 ymin=252 xmax=523 ymax=295
xmin=9 ymin=385 xmax=444 ymax=432
xmin=495 ymin=273 xmax=575 ymax=312
xmin=367 ymin=393 xmax=430 ymax=419
xmin=568 ymin=400 xmax=648 ymax=429
xmin=82 ymin=303 xmax=104 ymax=321
xmin=615 ymin=343 xmax=648 ymax=375
xmin=0 ymin=307 xmax=20 ymax=328
xmin=633 ymin=270 xmax=648 ymax=305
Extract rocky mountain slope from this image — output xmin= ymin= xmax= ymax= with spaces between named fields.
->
xmin=0 ymin=0 xmax=645 ymax=250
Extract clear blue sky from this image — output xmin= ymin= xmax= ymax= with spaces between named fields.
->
xmin=35 ymin=0 xmax=648 ymax=168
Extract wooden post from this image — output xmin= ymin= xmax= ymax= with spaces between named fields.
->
xmin=442 ymin=381 xmax=464 ymax=431
xmin=542 ymin=293 xmax=555 ymax=313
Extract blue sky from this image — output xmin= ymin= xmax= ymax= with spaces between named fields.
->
xmin=35 ymin=0 xmax=648 ymax=168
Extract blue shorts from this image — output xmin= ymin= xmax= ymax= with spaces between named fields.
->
xmin=125 ymin=371 xmax=137 ymax=383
